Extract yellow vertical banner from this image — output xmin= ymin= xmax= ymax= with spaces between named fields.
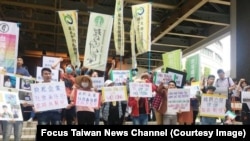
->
xmin=58 ymin=10 xmax=80 ymax=67
xmin=130 ymin=19 xmax=137 ymax=69
xmin=132 ymin=3 xmax=152 ymax=55
xmin=113 ymin=0 xmax=125 ymax=56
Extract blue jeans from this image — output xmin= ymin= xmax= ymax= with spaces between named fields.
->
xmin=30 ymin=111 xmax=35 ymax=118
xmin=1 ymin=120 xmax=23 ymax=141
xmin=37 ymin=111 xmax=61 ymax=125
xmin=201 ymin=117 xmax=217 ymax=125
xmin=132 ymin=114 xmax=148 ymax=125
xmin=94 ymin=109 xmax=100 ymax=125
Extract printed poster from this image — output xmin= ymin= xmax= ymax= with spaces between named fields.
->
xmin=167 ymin=89 xmax=190 ymax=113
xmin=102 ymin=86 xmax=127 ymax=102
xmin=18 ymin=91 xmax=33 ymax=105
xmin=0 ymin=73 xmax=20 ymax=90
xmin=31 ymin=82 xmax=68 ymax=112
xmin=75 ymin=90 xmax=100 ymax=108
xmin=0 ymin=90 xmax=23 ymax=121
xmin=0 ymin=21 xmax=19 ymax=74
xmin=199 ymin=94 xmax=227 ymax=118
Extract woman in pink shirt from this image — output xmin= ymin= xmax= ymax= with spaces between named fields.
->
xmin=69 ymin=75 xmax=96 ymax=125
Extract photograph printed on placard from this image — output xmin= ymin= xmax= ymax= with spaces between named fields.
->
xmin=18 ymin=91 xmax=33 ymax=104
xmin=19 ymin=77 xmax=35 ymax=91
xmin=0 ymin=73 xmax=20 ymax=89
xmin=0 ymin=104 xmax=13 ymax=119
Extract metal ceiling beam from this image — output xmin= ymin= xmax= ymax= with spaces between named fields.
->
xmin=0 ymin=0 xmax=89 ymax=16
xmin=209 ymin=0 xmax=230 ymax=6
xmin=167 ymin=32 xmax=207 ymax=39
xmin=4 ymin=17 xmax=87 ymax=30
xmin=1 ymin=1 xmax=161 ymax=25
xmin=184 ymin=18 xmax=229 ymax=26
xmin=136 ymin=58 xmax=163 ymax=62
xmin=152 ymin=43 xmax=189 ymax=49
xmin=182 ymin=26 xmax=230 ymax=56
xmin=124 ymin=17 xmax=159 ymax=25
xmin=151 ymin=0 xmax=209 ymax=44
xmin=124 ymin=0 xmax=177 ymax=10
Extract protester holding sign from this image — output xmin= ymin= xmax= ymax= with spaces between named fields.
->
xmin=164 ymin=81 xmax=186 ymax=125
xmin=33 ymin=68 xmax=64 ymax=125
xmin=101 ymin=80 xmax=125 ymax=125
xmin=200 ymin=86 xmax=218 ymax=125
xmin=90 ymin=70 xmax=102 ymax=125
xmin=128 ymin=79 xmax=151 ymax=125
xmin=69 ymin=75 xmax=96 ymax=125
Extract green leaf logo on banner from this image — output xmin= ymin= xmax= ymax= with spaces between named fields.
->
xmin=95 ymin=16 xmax=104 ymax=27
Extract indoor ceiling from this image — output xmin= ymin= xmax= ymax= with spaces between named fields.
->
xmin=0 ymin=0 xmax=231 ymax=69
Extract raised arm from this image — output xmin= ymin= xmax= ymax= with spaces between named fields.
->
xmin=51 ymin=57 xmax=63 ymax=69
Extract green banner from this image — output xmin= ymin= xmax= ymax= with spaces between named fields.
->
xmin=186 ymin=54 xmax=200 ymax=81
xmin=204 ymin=67 xmax=211 ymax=78
xmin=162 ymin=49 xmax=182 ymax=72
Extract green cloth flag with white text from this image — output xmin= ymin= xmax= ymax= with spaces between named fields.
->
xmin=186 ymin=54 xmax=200 ymax=81
xmin=162 ymin=49 xmax=182 ymax=72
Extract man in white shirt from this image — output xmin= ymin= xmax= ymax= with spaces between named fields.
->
xmin=215 ymin=69 xmax=235 ymax=111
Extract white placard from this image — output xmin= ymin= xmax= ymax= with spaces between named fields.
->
xmin=75 ymin=90 xmax=100 ymax=107
xmin=36 ymin=66 xmax=59 ymax=82
xmin=214 ymin=87 xmax=228 ymax=98
xmin=129 ymin=82 xmax=152 ymax=97
xmin=91 ymin=77 xmax=104 ymax=91
xmin=167 ymin=89 xmax=190 ymax=113
xmin=111 ymin=70 xmax=130 ymax=84
xmin=184 ymin=85 xmax=200 ymax=98
xmin=31 ymin=82 xmax=68 ymax=112
xmin=102 ymin=86 xmax=127 ymax=102
xmin=241 ymin=91 xmax=250 ymax=109
xmin=153 ymin=72 xmax=173 ymax=86
xmin=42 ymin=56 xmax=61 ymax=70
xmin=199 ymin=94 xmax=227 ymax=118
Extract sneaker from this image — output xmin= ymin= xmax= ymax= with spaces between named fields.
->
xmin=27 ymin=118 xmax=33 ymax=122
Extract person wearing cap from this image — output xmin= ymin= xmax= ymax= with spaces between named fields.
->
xmin=200 ymin=86 xmax=219 ymax=125
xmin=69 ymin=75 xmax=97 ymax=125
xmin=128 ymin=78 xmax=150 ymax=125
xmin=140 ymin=72 xmax=157 ymax=122
xmin=101 ymin=80 xmax=124 ymax=125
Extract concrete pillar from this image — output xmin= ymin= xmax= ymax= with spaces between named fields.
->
xmin=231 ymin=0 xmax=250 ymax=80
